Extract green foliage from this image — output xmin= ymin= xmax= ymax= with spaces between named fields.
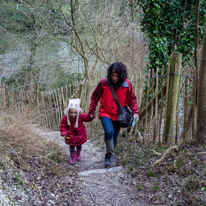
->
xmin=153 ymin=142 xmax=167 ymax=153
xmin=137 ymin=182 xmax=142 ymax=191
xmin=165 ymin=173 xmax=169 ymax=185
xmin=201 ymin=187 xmax=206 ymax=191
xmin=146 ymin=169 xmax=154 ymax=177
xmin=1 ymin=65 xmax=32 ymax=89
xmin=137 ymin=0 xmax=206 ymax=73
xmin=152 ymin=182 xmax=160 ymax=192
xmin=48 ymin=149 xmax=62 ymax=164
xmin=0 ymin=1 xmax=30 ymax=32
xmin=175 ymin=155 xmax=186 ymax=168
xmin=14 ymin=174 xmax=20 ymax=183
xmin=50 ymin=69 xmax=83 ymax=89
xmin=184 ymin=176 xmax=199 ymax=192
xmin=1 ymin=65 xmax=83 ymax=91
xmin=0 ymin=39 xmax=9 ymax=54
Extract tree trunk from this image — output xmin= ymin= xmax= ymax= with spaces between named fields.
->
xmin=83 ymin=56 xmax=89 ymax=80
xmin=164 ymin=52 xmax=182 ymax=144
xmin=196 ymin=22 xmax=206 ymax=145
xmin=29 ymin=36 xmax=37 ymax=105
xmin=194 ymin=0 xmax=200 ymax=73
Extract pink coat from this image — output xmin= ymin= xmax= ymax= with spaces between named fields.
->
xmin=59 ymin=112 xmax=93 ymax=146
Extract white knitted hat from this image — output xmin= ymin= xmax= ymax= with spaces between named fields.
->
xmin=64 ymin=98 xmax=82 ymax=128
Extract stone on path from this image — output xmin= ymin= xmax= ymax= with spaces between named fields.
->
xmin=78 ymin=166 xmax=123 ymax=176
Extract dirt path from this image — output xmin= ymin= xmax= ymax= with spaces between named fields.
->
xmin=33 ymin=126 xmax=146 ymax=206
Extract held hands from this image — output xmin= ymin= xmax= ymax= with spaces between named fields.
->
xmin=89 ymin=114 xmax=94 ymax=119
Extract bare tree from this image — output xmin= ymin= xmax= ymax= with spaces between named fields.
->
xmin=1 ymin=0 xmax=147 ymax=91
xmin=47 ymin=0 xmax=147 ymax=80
xmin=0 ymin=0 xmax=52 ymax=90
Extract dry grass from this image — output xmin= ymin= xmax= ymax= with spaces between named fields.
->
xmin=0 ymin=107 xmax=63 ymax=171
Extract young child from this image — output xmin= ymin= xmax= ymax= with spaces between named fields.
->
xmin=60 ymin=98 xmax=94 ymax=165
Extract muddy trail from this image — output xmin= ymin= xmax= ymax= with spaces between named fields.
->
xmin=34 ymin=126 xmax=145 ymax=206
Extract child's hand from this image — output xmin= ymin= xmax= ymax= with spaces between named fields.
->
xmin=89 ymin=114 xmax=94 ymax=119
xmin=64 ymin=136 xmax=70 ymax=144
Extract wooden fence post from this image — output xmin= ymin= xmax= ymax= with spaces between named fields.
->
xmin=35 ymin=83 xmax=39 ymax=108
xmin=153 ymin=70 xmax=158 ymax=143
xmin=183 ymin=68 xmax=189 ymax=140
xmin=48 ymin=92 xmax=56 ymax=129
xmin=164 ymin=52 xmax=182 ymax=144
xmin=175 ymin=65 xmax=182 ymax=144
xmin=19 ymin=90 xmax=23 ymax=112
xmin=159 ymin=66 xmax=164 ymax=142
xmin=148 ymin=69 xmax=154 ymax=139
xmin=61 ymin=87 xmax=66 ymax=110
xmin=65 ymin=85 xmax=68 ymax=107
xmin=144 ymin=70 xmax=150 ymax=141
xmin=58 ymin=88 xmax=63 ymax=119
xmin=163 ymin=65 xmax=170 ymax=138
xmin=138 ymin=72 xmax=142 ymax=109
xmin=41 ymin=92 xmax=49 ymax=128
xmin=5 ymin=86 xmax=9 ymax=109
xmin=54 ymin=89 xmax=61 ymax=126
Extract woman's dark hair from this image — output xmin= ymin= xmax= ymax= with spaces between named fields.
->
xmin=107 ymin=61 xmax=128 ymax=83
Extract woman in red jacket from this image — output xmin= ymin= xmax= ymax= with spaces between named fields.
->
xmin=89 ymin=62 xmax=139 ymax=168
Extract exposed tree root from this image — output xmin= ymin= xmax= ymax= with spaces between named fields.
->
xmin=173 ymin=158 xmax=177 ymax=168
xmin=197 ymin=152 xmax=206 ymax=155
xmin=153 ymin=145 xmax=179 ymax=167
xmin=136 ymin=128 xmax=143 ymax=143
xmin=90 ymin=188 xmax=97 ymax=204
xmin=152 ymin=150 xmax=161 ymax=156
xmin=33 ymin=181 xmax=43 ymax=201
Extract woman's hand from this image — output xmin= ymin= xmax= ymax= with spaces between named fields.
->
xmin=131 ymin=114 xmax=139 ymax=128
xmin=133 ymin=114 xmax=139 ymax=120
xmin=89 ymin=114 xmax=94 ymax=119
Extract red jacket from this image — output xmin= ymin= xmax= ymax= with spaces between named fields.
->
xmin=59 ymin=112 xmax=93 ymax=146
xmin=89 ymin=78 xmax=139 ymax=121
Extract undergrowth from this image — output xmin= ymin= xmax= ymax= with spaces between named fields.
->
xmin=0 ymin=108 xmax=66 ymax=175
xmin=0 ymin=108 xmax=82 ymax=205
xmin=115 ymin=133 xmax=206 ymax=206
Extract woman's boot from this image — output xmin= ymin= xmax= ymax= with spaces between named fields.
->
xmin=104 ymin=138 xmax=114 ymax=168
xmin=70 ymin=151 xmax=76 ymax=165
xmin=76 ymin=150 xmax=81 ymax=161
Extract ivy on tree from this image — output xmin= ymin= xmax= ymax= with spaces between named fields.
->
xmin=136 ymin=0 xmax=206 ymax=73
